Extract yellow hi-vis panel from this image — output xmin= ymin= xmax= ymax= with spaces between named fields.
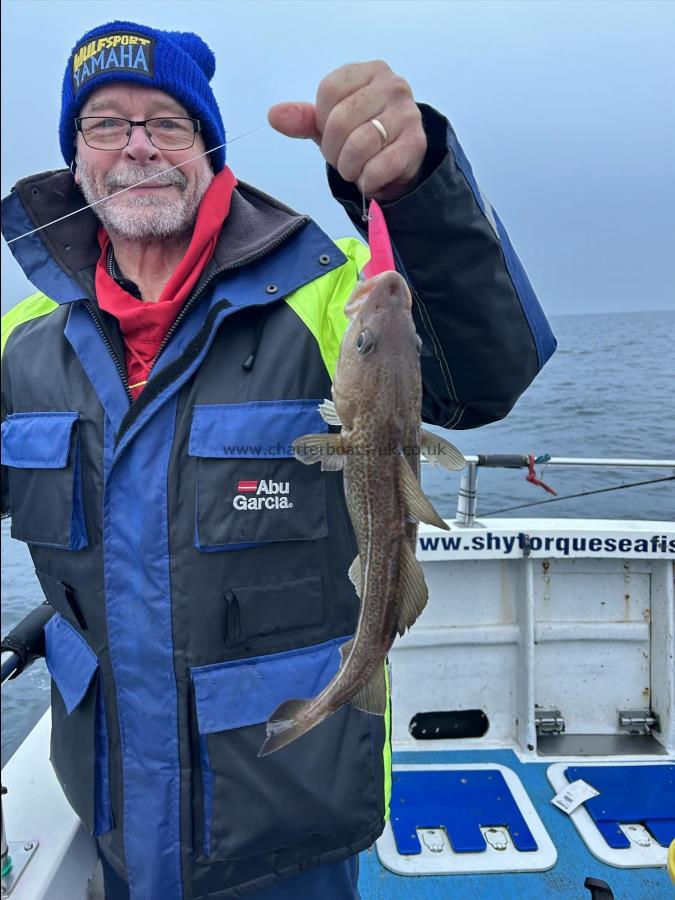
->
xmin=2 ymin=292 xmax=59 ymax=357
xmin=284 ymin=237 xmax=370 ymax=378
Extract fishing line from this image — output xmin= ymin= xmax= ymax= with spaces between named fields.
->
xmin=5 ymin=123 xmax=270 ymax=246
xmin=483 ymin=475 xmax=675 ymax=516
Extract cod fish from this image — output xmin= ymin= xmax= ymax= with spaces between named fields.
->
xmin=258 ymin=270 xmax=465 ymax=757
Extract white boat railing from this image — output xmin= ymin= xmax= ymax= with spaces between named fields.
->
xmin=461 ymin=456 xmax=675 ymax=467
xmin=449 ymin=454 xmax=675 ymax=526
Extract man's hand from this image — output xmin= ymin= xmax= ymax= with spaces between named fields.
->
xmin=268 ymin=61 xmax=427 ymax=202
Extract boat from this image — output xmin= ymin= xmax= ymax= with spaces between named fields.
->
xmin=2 ymin=454 xmax=674 ymax=898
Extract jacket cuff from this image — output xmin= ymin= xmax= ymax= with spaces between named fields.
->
xmin=326 ymin=103 xmax=449 ymax=219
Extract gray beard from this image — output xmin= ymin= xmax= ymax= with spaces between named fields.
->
xmin=77 ymin=161 xmax=214 ymax=241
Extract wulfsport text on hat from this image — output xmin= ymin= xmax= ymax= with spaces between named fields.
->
xmin=72 ymin=33 xmax=156 ymax=92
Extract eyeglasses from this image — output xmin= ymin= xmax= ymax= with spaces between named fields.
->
xmin=75 ymin=117 xmax=201 ymax=151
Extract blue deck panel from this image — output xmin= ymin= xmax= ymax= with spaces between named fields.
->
xmin=390 ymin=769 xmax=538 ymax=854
xmin=566 ymin=764 xmax=675 ymax=850
xmin=358 ymin=750 xmax=673 ymax=899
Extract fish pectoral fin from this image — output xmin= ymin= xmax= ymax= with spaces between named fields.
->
xmin=398 ymin=455 xmax=449 ymax=530
xmin=292 ymin=433 xmax=345 ymax=471
xmin=419 ymin=427 xmax=466 ymax=471
xmin=397 ymin=540 xmax=429 ymax=636
xmin=350 ymin=665 xmax=388 ymax=716
xmin=348 ymin=555 xmax=362 ymax=597
xmin=318 ymin=399 xmax=342 ymax=426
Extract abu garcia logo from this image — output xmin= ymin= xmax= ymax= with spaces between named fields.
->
xmin=233 ymin=479 xmax=293 ymax=511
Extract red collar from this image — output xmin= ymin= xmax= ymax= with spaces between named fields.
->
xmin=96 ymin=165 xmax=237 ymax=324
xmin=94 ymin=166 xmax=237 ymax=397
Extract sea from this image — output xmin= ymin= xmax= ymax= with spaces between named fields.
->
xmin=2 ymin=309 xmax=674 ymax=764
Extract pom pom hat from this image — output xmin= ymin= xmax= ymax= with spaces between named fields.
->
xmin=60 ymin=21 xmax=226 ymax=172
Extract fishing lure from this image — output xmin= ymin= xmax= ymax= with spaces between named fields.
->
xmin=361 ymin=197 xmax=395 ymax=278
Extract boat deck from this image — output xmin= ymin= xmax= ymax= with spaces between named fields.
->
xmin=358 ymin=749 xmax=672 ymax=899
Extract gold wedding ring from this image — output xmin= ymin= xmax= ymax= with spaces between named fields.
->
xmin=369 ymin=118 xmax=388 ymax=149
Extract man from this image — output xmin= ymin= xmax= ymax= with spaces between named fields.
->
xmin=0 ymin=20 xmax=555 ymax=900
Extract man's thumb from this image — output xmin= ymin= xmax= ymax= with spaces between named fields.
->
xmin=268 ymin=102 xmax=321 ymax=144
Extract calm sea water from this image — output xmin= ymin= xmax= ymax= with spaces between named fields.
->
xmin=2 ymin=310 xmax=674 ymax=763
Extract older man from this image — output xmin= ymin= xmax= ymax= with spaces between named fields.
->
xmin=1 ymin=19 xmax=555 ymax=900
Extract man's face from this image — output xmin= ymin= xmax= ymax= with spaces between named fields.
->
xmin=74 ymin=84 xmax=214 ymax=241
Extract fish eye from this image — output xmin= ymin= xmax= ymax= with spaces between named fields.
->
xmin=356 ymin=329 xmax=375 ymax=354
xmin=415 ymin=334 xmax=423 ymax=354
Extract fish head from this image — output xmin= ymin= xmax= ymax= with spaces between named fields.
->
xmin=333 ymin=270 xmax=422 ymax=427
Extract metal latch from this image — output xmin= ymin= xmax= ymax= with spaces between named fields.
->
xmin=535 ymin=709 xmax=565 ymax=735
xmin=618 ymin=709 xmax=660 ymax=735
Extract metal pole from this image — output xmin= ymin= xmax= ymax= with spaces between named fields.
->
xmin=455 ymin=461 xmax=478 ymax=526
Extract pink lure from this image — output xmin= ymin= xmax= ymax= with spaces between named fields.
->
xmin=362 ymin=199 xmax=395 ymax=278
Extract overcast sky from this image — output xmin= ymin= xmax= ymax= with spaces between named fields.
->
xmin=2 ymin=0 xmax=674 ymax=316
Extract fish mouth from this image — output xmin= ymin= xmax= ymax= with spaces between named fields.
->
xmin=344 ymin=271 xmax=412 ymax=319
xmin=344 ymin=282 xmax=372 ymax=320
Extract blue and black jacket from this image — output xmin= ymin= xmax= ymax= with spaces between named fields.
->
xmin=1 ymin=105 xmax=555 ymax=899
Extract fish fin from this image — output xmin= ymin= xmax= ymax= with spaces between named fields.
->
xmin=292 ymin=432 xmax=344 ymax=471
xmin=350 ymin=666 xmax=388 ymax=715
xmin=339 ymin=638 xmax=354 ymax=666
xmin=318 ymin=399 xmax=342 ymax=426
xmin=419 ymin=428 xmax=466 ymax=471
xmin=396 ymin=540 xmax=429 ymax=636
xmin=348 ymin=555 xmax=362 ymax=597
xmin=397 ymin=455 xmax=449 ymax=530
xmin=259 ymin=698 xmax=321 ymax=757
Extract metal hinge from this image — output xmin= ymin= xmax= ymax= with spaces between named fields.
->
xmin=535 ymin=709 xmax=565 ymax=735
xmin=618 ymin=709 xmax=660 ymax=735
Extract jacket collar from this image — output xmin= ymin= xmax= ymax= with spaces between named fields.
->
xmin=2 ymin=169 xmax=310 ymax=304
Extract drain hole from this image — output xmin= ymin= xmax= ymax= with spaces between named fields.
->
xmin=409 ymin=710 xmax=489 ymax=740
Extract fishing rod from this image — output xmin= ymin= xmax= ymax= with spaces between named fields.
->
xmin=484 ymin=474 xmax=675 ymax=516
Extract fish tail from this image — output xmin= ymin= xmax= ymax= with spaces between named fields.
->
xmin=258 ymin=698 xmax=327 ymax=757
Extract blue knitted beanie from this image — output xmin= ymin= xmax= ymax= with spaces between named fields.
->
xmin=60 ymin=21 xmax=226 ymax=172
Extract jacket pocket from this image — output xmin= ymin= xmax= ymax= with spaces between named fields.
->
xmin=190 ymin=636 xmax=381 ymax=861
xmin=189 ymin=401 xmax=329 ymax=550
xmin=223 ymin=573 xmax=324 ymax=647
xmin=44 ymin=614 xmax=112 ymax=836
xmin=36 ymin=570 xmax=88 ymax=631
xmin=1 ymin=412 xmax=87 ymax=549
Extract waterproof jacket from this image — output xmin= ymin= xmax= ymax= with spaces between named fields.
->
xmin=1 ymin=105 xmax=556 ymax=899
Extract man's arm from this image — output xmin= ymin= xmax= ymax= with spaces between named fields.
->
xmin=1 ymin=352 xmax=11 ymax=519
xmin=1 ymin=293 xmax=59 ymax=518
xmin=268 ymin=62 xmax=554 ymax=429
xmin=327 ymin=103 xmax=556 ymax=430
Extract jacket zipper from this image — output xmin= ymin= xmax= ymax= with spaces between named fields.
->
xmin=149 ymin=217 xmax=309 ymax=370
xmin=223 ymin=589 xmax=243 ymax=645
xmin=83 ymin=302 xmax=134 ymax=402
xmin=82 ymin=216 xmax=308 ymax=403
